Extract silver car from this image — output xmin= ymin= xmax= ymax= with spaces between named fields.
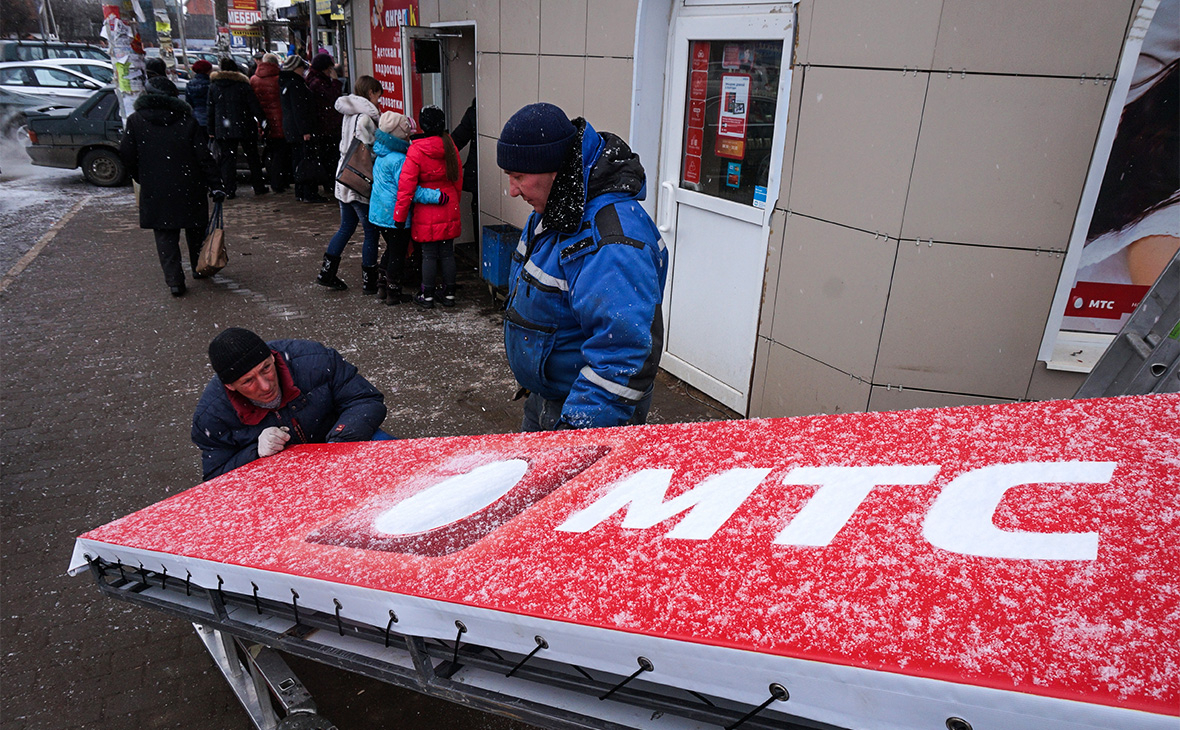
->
xmin=0 ymin=61 xmax=103 ymax=108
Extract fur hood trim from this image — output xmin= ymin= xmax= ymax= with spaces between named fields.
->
xmin=210 ymin=70 xmax=251 ymax=84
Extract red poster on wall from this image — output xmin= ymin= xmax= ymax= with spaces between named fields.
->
xmin=686 ymin=127 xmax=703 ymax=158
xmin=369 ymin=0 xmax=419 ymax=114
xmin=688 ymin=98 xmax=705 ymax=128
xmin=683 ymin=154 xmax=701 ymax=184
xmin=689 ymin=70 xmax=707 ymax=101
xmin=691 ymin=40 xmax=709 ymax=71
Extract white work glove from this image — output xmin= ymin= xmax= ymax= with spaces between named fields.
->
xmin=258 ymin=426 xmax=291 ymax=457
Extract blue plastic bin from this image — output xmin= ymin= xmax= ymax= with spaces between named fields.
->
xmin=481 ymin=224 xmax=520 ymax=289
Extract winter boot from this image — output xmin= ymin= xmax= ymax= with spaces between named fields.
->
xmin=316 ymin=254 xmax=348 ymax=290
xmin=440 ymin=284 xmax=456 ymax=307
xmin=415 ymin=285 xmax=434 ymax=309
xmin=362 ymin=266 xmax=380 ymax=295
xmin=385 ymin=284 xmax=405 ymax=305
xmin=375 ymin=270 xmax=389 ymax=300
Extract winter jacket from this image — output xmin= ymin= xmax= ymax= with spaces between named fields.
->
xmin=279 ymin=69 xmax=315 ymax=140
xmin=249 ymin=61 xmax=284 ymax=139
xmin=450 ymin=100 xmax=477 ymax=193
xmin=191 ymin=339 xmax=387 ymax=481
xmin=332 ymin=94 xmax=379 ymax=204
xmin=503 ymin=119 xmax=667 ymax=429
xmin=368 ymin=129 xmax=442 ymax=228
xmin=392 ymin=134 xmax=462 ymax=242
xmin=207 ymin=69 xmax=265 ymax=140
xmin=119 ymin=92 xmax=221 ymax=230
xmin=306 ymin=68 xmax=342 ymax=142
xmin=185 ymin=71 xmax=210 ymax=128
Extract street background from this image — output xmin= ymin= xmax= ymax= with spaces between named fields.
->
xmin=0 ymin=142 xmax=735 ymax=729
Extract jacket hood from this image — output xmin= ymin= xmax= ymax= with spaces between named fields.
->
xmin=541 ymin=119 xmax=646 ymax=234
xmin=334 ymin=93 xmax=379 ymax=119
xmin=253 ymin=62 xmax=279 ymax=78
xmin=210 ymin=70 xmax=251 ymax=84
xmin=132 ymin=92 xmax=192 ymax=123
xmin=373 ymin=128 xmax=410 ymax=158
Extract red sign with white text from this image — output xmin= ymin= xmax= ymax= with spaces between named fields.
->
xmin=1065 ymin=281 xmax=1150 ymax=319
xmin=369 ymin=0 xmax=419 ymax=114
xmin=73 ymin=396 xmax=1179 ymax=724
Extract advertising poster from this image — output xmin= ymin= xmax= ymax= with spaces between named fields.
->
xmin=682 ymin=40 xmax=709 ymax=186
xmin=370 ymin=0 xmax=420 ymax=115
xmin=227 ymin=0 xmax=261 ymax=37
xmin=715 ymin=73 xmax=749 ymax=160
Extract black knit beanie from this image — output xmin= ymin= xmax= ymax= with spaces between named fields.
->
xmin=208 ymin=328 xmax=271 ymax=384
xmin=497 ymin=102 xmax=576 ymax=173
xmin=418 ymin=105 xmax=446 ymax=136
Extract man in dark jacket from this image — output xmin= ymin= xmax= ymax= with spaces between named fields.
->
xmin=450 ymin=98 xmax=478 ymax=243
xmin=306 ymin=52 xmax=343 ymax=195
xmin=119 ymin=76 xmax=224 ymax=297
xmin=207 ymin=56 xmax=267 ymax=197
xmin=279 ymin=54 xmax=327 ymax=203
xmin=497 ymin=103 xmax=667 ymax=431
xmin=192 ymin=328 xmax=388 ymax=481
xmin=185 ymin=58 xmax=212 ymax=132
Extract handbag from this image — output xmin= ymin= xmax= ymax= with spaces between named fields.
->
xmin=196 ymin=200 xmax=228 ymax=276
xmin=335 ymin=136 xmax=374 ymax=197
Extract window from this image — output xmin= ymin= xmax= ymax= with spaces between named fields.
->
xmin=0 ymin=68 xmax=30 ymax=85
xmin=86 ymin=92 xmax=117 ymax=120
xmin=29 ymin=67 xmax=91 ymax=88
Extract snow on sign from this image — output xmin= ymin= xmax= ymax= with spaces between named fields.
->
xmin=70 ymin=395 xmax=1179 ymax=730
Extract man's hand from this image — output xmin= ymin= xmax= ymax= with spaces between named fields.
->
xmin=211 ymin=189 xmax=227 ymax=202
xmin=258 ymin=426 xmax=290 ymax=457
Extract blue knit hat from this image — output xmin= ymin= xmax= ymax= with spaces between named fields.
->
xmin=497 ymin=103 xmax=576 ymax=173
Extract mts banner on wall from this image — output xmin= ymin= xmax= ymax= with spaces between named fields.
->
xmin=370 ymin=0 xmax=419 ymax=114
xmin=69 ymin=395 xmax=1178 ymax=730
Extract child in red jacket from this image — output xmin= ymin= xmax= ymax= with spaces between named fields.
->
xmin=392 ymin=106 xmax=463 ymax=308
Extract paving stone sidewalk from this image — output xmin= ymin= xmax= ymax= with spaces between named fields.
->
xmin=0 ymin=186 xmax=735 ymax=729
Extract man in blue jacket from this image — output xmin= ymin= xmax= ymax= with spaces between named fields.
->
xmin=497 ymin=103 xmax=667 ymax=431
xmin=192 ymin=328 xmax=387 ymax=480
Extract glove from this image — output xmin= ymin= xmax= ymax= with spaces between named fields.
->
xmin=392 ymin=220 xmax=406 ymax=230
xmin=211 ymin=189 xmax=227 ymax=202
xmin=258 ymin=426 xmax=291 ymax=457
xmin=437 ymin=191 xmax=449 ymax=205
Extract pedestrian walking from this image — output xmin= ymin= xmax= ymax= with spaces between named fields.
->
xmin=368 ymin=110 xmax=444 ymax=304
xmin=392 ymin=106 xmax=463 ymax=308
xmin=186 ymin=58 xmax=212 ymax=133
xmin=118 ymin=76 xmax=225 ymax=297
xmin=450 ymin=98 xmax=479 ymax=243
xmin=279 ymin=54 xmax=327 ymax=203
xmin=251 ymin=52 xmax=290 ymax=193
xmin=315 ymin=75 xmax=382 ymax=292
xmin=207 ymin=57 xmax=267 ymax=198
xmin=497 ymin=102 xmax=667 ymax=431
xmin=306 ymin=52 xmax=343 ymax=197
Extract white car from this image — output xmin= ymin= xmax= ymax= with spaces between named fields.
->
xmin=29 ymin=58 xmax=115 ymax=87
xmin=0 ymin=61 xmax=103 ymax=108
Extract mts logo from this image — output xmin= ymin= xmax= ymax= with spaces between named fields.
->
xmin=1089 ymin=300 xmax=1116 ymax=309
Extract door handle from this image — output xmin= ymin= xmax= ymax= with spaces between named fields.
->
xmin=658 ymin=181 xmax=675 ymax=234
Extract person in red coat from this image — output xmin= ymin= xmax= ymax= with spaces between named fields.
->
xmin=250 ymin=53 xmax=290 ymax=193
xmin=392 ymin=105 xmax=463 ymax=308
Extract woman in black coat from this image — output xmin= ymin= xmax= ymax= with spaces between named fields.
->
xmin=278 ymin=55 xmax=326 ymax=203
xmin=119 ymin=77 xmax=224 ymax=297
xmin=207 ymin=57 xmax=267 ymax=198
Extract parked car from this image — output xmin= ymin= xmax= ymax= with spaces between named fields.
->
xmin=0 ymin=61 xmax=103 ymax=107
xmin=23 ymin=86 xmax=126 ymax=186
xmin=29 ymin=58 xmax=114 ymax=86
xmin=0 ymin=40 xmax=109 ymax=62
xmin=0 ymin=86 xmax=62 ymax=135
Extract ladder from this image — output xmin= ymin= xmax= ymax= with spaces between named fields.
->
xmin=1075 ymin=250 xmax=1180 ymax=397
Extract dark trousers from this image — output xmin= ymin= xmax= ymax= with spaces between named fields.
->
xmin=216 ymin=137 xmax=265 ymax=194
xmin=378 ymin=227 xmax=408 ymax=287
xmin=153 ymin=227 xmax=205 ymax=286
xmin=290 ymin=139 xmax=317 ymax=200
xmin=520 ymin=390 xmax=653 ymax=432
xmin=419 ymin=239 xmax=456 ymax=292
xmin=317 ymin=136 xmax=340 ymax=193
xmin=263 ymin=137 xmax=291 ymax=192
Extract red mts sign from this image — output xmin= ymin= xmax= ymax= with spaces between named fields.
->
xmin=76 ymin=395 xmax=1179 ymax=716
xmin=369 ymin=0 xmax=419 ymax=114
xmin=1065 ymin=280 xmax=1150 ymax=319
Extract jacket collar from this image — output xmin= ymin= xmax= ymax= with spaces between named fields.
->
xmin=374 ymin=128 xmax=410 ymax=156
xmin=224 ymin=349 xmax=302 ymax=425
xmin=210 ymin=70 xmax=251 ymax=84
xmin=539 ymin=119 xmax=646 ymax=235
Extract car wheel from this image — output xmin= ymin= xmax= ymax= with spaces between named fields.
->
xmin=81 ymin=148 xmax=127 ymax=187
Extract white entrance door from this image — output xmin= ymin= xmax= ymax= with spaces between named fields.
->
xmin=656 ymin=10 xmax=794 ymax=414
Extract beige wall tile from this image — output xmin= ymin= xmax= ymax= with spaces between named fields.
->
xmin=417 ymin=0 xmax=440 ymax=25
xmin=756 ymin=342 xmax=872 ymax=417
xmin=759 ymin=210 xmax=787 ymax=340
xmin=867 ymin=386 xmax=1013 ymax=413
xmin=474 ymin=0 xmax=501 ymax=53
xmin=793 ymin=0 xmax=814 ymax=65
xmin=539 ymin=55 xmax=586 ymax=119
xmin=438 ymin=0 xmax=474 ymax=22
xmin=771 ymin=215 xmax=897 ymax=381
xmin=806 ymin=0 xmax=942 ymax=69
xmin=933 ymin=0 xmax=1133 ymax=77
xmin=540 ymin=0 xmax=588 ymax=56
xmin=788 ymin=67 xmax=927 ymax=237
xmin=352 ymin=0 xmax=372 ymax=54
xmin=875 ymin=242 xmax=1063 ymax=399
xmin=775 ymin=63 xmax=805 ymax=213
xmin=478 ymin=131 xmax=503 ymax=221
xmin=499 ymin=53 xmax=540 ymax=131
xmin=501 ymin=0 xmax=541 ymax=54
xmin=583 ymin=56 xmax=633 ymax=142
xmin=748 ymin=336 xmax=773 ymax=418
xmin=586 ymin=0 xmax=638 ymax=58
xmin=902 ymin=74 xmax=1110 ymax=249
xmin=476 ymin=51 xmax=501 ymax=140
xmin=1025 ymin=361 xmax=1086 ymax=401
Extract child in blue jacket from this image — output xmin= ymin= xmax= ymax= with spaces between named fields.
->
xmin=369 ymin=111 xmax=445 ymax=303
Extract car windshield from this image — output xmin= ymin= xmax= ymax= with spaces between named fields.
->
xmin=65 ymin=63 xmax=113 ymax=84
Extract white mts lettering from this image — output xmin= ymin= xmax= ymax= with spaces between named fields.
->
xmin=922 ymin=461 xmax=1115 ymax=560
xmin=774 ymin=465 xmax=941 ymax=546
xmin=556 ymin=468 xmax=772 ymax=539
